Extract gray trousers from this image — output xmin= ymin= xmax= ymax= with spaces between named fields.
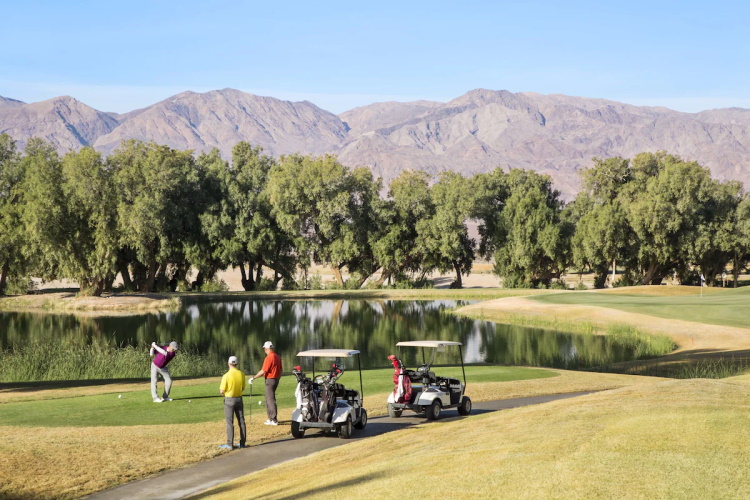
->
xmin=224 ymin=397 xmax=246 ymax=447
xmin=151 ymin=363 xmax=172 ymax=400
xmin=265 ymin=378 xmax=280 ymax=421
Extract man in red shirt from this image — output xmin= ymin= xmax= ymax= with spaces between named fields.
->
xmin=250 ymin=341 xmax=282 ymax=425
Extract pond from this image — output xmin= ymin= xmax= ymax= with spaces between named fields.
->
xmin=0 ymin=300 xmax=652 ymax=382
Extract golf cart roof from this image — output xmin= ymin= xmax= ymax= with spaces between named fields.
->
xmin=396 ymin=341 xmax=463 ymax=348
xmin=296 ymin=349 xmax=360 ymax=357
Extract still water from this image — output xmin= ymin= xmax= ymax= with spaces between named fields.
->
xmin=0 ymin=300 xmax=645 ymax=372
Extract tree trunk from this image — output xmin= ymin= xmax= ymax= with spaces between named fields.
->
xmin=375 ymin=268 xmax=390 ymax=287
xmin=733 ymin=254 xmax=740 ymax=288
xmin=641 ymin=262 xmax=659 ymax=285
xmin=0 ymin=260 xmax=9 ymax=295
xmin=332 ymin=266 xmax=344 ymax=286
xmin=143 ymin=260 xmax=160 ymax=293
xmin=611 ymin=258 xmax=616 ymax=287
xmin=255 ymin=263 xmax=263 ymax=285
xmin=118 ymin=260 xmax=133 ymax=291
xmin=452 ymin=260 xmax=463 ymax=289
xmin=239 ymin=263 xmax=254 ymax=291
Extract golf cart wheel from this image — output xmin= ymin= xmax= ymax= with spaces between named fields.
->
xmin=387 ymin=403 xmax=402 ymax=418
xmin=291 ymin=421 xmax=305 ymax=439
xmin=354 ymin=409 xmax=368 ymax=430
xmin=426 ymin=400 xmax=442 ymax=421
xmin=458 ymin=396 xmax=472 ymax=416
xmin=337 ymin=416 xmax=353 ymax=439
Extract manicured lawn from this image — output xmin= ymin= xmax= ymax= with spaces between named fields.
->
xmin=0 ymin=366 xmax=554 ymax=427
xmin=531 ymin=286 xmax=750 ymax=329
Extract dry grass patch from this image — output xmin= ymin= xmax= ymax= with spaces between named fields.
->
xmin=0 ymin=292 xmax=179 ymax=314
xmin=200 ymin=378 xmax=750 ymax=500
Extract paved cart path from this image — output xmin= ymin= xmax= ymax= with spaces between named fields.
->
xmin=87 ymin=392 xmax=591 ymax=500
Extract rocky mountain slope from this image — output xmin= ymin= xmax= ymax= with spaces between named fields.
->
xmin=0 ymin=96 xmax=120 ymax=151
xmin=1 ymin=88 xmax=749 ymax=197
xmin=93 ymin=89 xmax=349 ymax=156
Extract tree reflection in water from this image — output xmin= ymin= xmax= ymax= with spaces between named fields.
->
xmin=0 ymin=300 xmax=643 ymax=372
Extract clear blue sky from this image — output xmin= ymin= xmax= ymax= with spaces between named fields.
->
xmin=1 ymin=0 xmax=748 ymax=114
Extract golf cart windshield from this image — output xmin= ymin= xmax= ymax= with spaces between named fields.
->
xmin=395 ymin=340 xmax=466 ymax=386
xmin=296 ymin=349 xmax=363 ymax=399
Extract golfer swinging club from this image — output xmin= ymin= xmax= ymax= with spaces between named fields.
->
xmin=150 ymin=341 xmax=178 ymax=402
xmin=249 ymin=341 xmax=282 ymax=425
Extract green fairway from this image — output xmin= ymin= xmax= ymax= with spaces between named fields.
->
xmin=0 ymin=366 xmax=554 ymax=427
xmin=531 ymin=286 xmax=750 ymax=329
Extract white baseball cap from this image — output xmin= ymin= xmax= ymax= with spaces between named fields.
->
xmin=228 ymin=355 xmax=238 ymax=365
xmin=262 ymin=341 xmax=274 ymax=349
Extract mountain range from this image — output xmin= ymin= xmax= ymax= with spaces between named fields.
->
xmin=2 ymin=88 xmax=750 ymax=198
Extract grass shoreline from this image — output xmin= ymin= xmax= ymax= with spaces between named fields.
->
xmin=0 ymin=288 xmax=553 ymax=314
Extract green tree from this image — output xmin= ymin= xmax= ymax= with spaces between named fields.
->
xmin=0 ymin=134 xmax=24 ymax=294
xmin=571 ymin=157 xmax=633 ymax=288
xmin=373 ymin=169 xmax=435 ymax=285
xmin=58 ymin=148 xmax=119 ymax=295
xmin=267 ymin=154 xmax=382 ymax=288
xmin=19 ymin=138 xmax=66 ymax=283
xmin=471 ymin=168 xmax=510 ymax=259
xmin=492 ymin=169 xmax=568 ymax=288
xmin=624 ymin=153 xmax=715 ymax=285
xmin=201 ymin=142 xmax=296 ymax=290
xmin=110 ymin=140 xmax=204 ymax=292
xmin=415 ymin=172 xmax=475 ymax=288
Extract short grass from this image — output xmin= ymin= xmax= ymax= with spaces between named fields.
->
xmin=531 ymin=285 xmax=750 ymax=329
xmin=197 ymin=377 xmax=750 ymax=500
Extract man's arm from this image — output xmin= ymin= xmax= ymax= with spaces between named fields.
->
xmin=250 ymin=368 xmax=266 ymax=382
xmin=151 ymin=342 xmax=167 ymax=356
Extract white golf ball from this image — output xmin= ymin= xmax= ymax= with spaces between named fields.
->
xmin=118 ymin=394 xmax=122 ymax=398
xmin=188 ymin=400 xmax=191 ymax=403
xmin=258 ymin=401 xmax=262 ymax=405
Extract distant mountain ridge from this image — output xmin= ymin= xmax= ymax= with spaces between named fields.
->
xmin=2 ymin=88 xmax=750 ymax=198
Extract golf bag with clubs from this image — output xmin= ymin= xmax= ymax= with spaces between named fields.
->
xmin=387 ymin=354 xmax=412 ymax=403
xmin=293 ymin=366 xmax=319 ymax=422
xmin=319 ymin=363 xmax=344 ymax=423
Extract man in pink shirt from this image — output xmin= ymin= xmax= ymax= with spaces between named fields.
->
xmin=150 ymin=341 xmax=178 ymax=402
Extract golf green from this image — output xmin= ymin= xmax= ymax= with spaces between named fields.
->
xmin=531 ymin=286 xmax=750 ymax=329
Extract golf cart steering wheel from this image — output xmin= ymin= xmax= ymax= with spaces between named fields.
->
xmin=417 ymin=364 xmax=430 ymax=373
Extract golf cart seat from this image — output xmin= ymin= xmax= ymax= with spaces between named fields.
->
xmin=409 ymin=367 xmax=436 ymax=384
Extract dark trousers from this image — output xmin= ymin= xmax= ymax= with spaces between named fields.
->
xmin=265 ymin=378 xmax=279 ymax=421
xmin=224 ymin=397 xmax=246 ymax=446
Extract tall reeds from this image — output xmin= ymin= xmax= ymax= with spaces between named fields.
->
xmin=0 ymin=341 xmax=222 ymax=382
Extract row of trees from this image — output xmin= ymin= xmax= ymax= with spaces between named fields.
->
xmin=1 ymin=133 xmax=749 ymax=296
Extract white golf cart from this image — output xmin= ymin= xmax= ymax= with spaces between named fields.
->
xmin=291 ymin=349 xmax=367 ymax=439
xmin=387 ymin=340 xmax=471 ymax=420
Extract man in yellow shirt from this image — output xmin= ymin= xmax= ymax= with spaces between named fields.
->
xmin=219 ymin=355 xmax=246 ymax=449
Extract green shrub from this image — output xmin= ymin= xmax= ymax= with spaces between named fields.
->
xmin=199 ymin=278 xmax=229 ymax=292
xmin=549 ymin=280 xmax=567 ymax=290
xmin=574 ymin=281 xmax=589 ymax=290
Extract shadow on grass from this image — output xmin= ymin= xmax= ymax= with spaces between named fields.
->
xmin=0 ymin=376 xmax=211 ymax=392
xmin=190 ymin=471 xmax=388 ymax=500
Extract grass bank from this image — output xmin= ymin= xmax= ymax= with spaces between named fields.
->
xmin=0 ymin=292 xmax=179 ymax=314
xmin=199 ymin=376 xmax=750 ymax=499
xmin=0 ymin=288 xmax=554 ymax=314
xmin=531 ymin=285 xmax=750 ymax=329
xmin=0 ymin=367 xmax=655 ymax=499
